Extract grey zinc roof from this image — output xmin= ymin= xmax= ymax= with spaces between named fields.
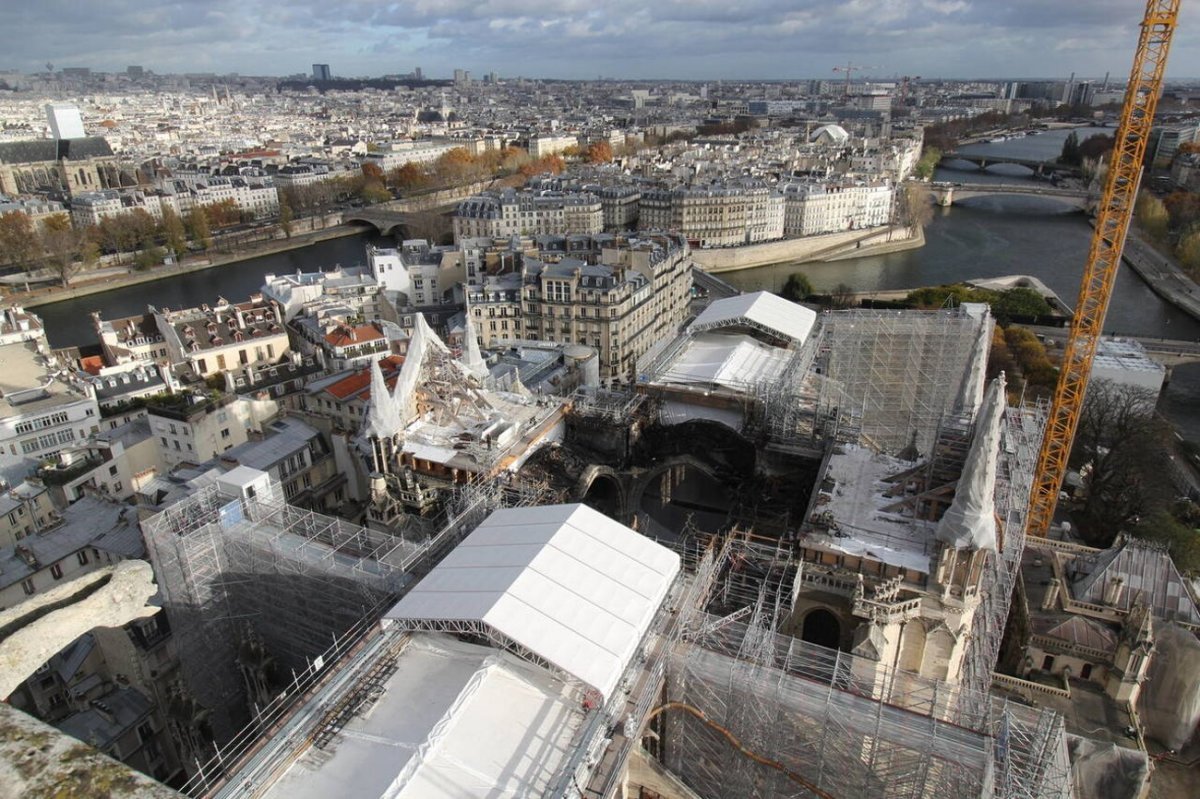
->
xmin=0 ymin=137 xmax=114 ymax=165
xmin=0 ymin=495 xmax=143 ymax=590
xmin=56 ymin=687 xmax=153 ymax=750
xmin=1072 ymin=537 xmax=1200 ymax=625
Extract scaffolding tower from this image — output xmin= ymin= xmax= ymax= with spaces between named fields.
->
xmin=142 ymin=475 xmax=527 ymax=744
xmin=815 ymin=308 xmax=986 ymax=456
xmin=655 ymin=533 xmax=1072 ymax=799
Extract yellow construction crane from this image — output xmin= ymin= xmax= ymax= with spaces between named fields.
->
xmin=1028 ymin=0 xmax=1180 ymax=537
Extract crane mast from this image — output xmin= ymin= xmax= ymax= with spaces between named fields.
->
xmin=1027 ymin=0 xmax=1180 ymax=537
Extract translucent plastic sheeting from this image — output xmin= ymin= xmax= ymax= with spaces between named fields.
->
xmin=1138 ymin=622 xmax=1200 ymax=750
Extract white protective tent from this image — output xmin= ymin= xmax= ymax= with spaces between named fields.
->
xmin=689 ymin=291 xmax=817 ymax=346
xmin=384 ymin=503 xmax=681 ymax=700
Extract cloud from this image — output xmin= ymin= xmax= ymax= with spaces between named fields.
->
xmin=2 ymin=0 xmax=1198 ymax=79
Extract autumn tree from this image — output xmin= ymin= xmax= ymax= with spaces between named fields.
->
xmin=203 ymin=199 xmax=241 ymax=229
xmin=1078 ymin=133 xmax=1115 ymax=162
xmin=1135 ymin=193 xmax=1170 ymax=241
xmin=359 ymin=180 xmax=392 ymax=204
xmin=586 ymin=141 xmax=614 ymax=164
xmin=1176 ymin=228 xmax=1200 ymax=275
xmin=40 ymin=213 xmax=84 ymax=287
xmin=186 ymin=207 xmax=212 ymax=249
xmin=361 ymin=161 xmax=385 ymax=181
xmin=432 ymin=147 xmax=475 ymax=186
xmin=1163 ymin=191 xmax=1200 ymax=231
xmin=161 ymin=206 xmax=187 ymax=255
xmin=388 ymin=162 xmax=429 ymax=193
xmin=0 ymin=211 xmax=39 ymax=268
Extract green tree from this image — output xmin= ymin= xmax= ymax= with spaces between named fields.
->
xmin=186 ymin=207 xmax=212 ymax=249
xmin=1059 ymin=131 xmax=1082 ymax=166
xmin=913 ymin=146 xmax=941 ymax=180
xmin=160 ymin=206 xmax=187 ymax=255
xmin=278 ymin=201 xmax=294 ymax=239
xmin=0 ymin=211 xmax=39 ymax=268
xmin=1132 ymin=510 xmax=1200 ymax=576
xmin=780 ymin=272 xmax=813 ymax=302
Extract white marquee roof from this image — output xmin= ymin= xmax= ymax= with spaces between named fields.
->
xmin=660 ymin=332 xmax=791 ymax=391
xmin=689 ymin=291 xmax=817 ymax=345
xmin=384 ymin=504 xmax=680 ymax=700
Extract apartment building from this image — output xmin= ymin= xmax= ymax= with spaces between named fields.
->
xmin=155 ymin=295 xmax=290 ymax=379
xmin=584 ymin=184 xmax=642 ymax=231
xmin=467 ymin=233 xmax=693 ymax=383
xmin=261 ymin=267 xmax=382 ymax=321
xmin=0 ymin=481 xmax=55 ymax=549
xmin=219 ymin=418 xmax=341 ymax=509
xmin=0 ymin=341 xmax=100 ymax=484
xmin=292 ymin=318 xmax=407 ymax=371
xmin=528 ymin=133 xmax=578 ymax=158
xmin=781 ymin=180 xmax=894 ymax=237
xmin=453 ymin=188 xmax=603 ymax=241
xmin=639 ymin=182 xmax=784 ymax=247
xmin=145 ymin=394 xmax=258 ymax=468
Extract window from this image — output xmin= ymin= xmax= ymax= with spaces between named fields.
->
xmin=220 ymin=428 xmax=231 ymax=439
xmin=77 ymin=550 xmax=89 ymax=566
xmin=50 ymin=563 xmax=63 ymax=580
xmin=109 ymin=465 xmax=118 ymax=476
xmin=21 ymin=578 xmax=35 ymax=596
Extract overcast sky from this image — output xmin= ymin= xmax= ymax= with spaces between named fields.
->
xmin=4 ymin=0 xmax=1200 ymax=81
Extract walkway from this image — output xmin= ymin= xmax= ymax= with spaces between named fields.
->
xmin=1119 ymin=228 xmax=1200 ymax=323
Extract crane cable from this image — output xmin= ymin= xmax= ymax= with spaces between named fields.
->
xmin=643 ymin=702 xmax=837 ymax=799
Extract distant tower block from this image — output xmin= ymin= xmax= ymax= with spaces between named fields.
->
xmin=45 ymin=103 xmax=85 ymax=139
xmin=312 ymin=63 xmax=331 ymax=81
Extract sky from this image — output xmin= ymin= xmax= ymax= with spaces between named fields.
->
xmin=4 ymin=0 xmax=1200 ymax=81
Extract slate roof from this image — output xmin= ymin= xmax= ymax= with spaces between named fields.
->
xmin=1072 ymin=537 xmax=1200 ymax=625
xmin=0 ymin=137 xmax=115 ymax=165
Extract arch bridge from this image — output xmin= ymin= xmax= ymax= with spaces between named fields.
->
xmin=342 ymin=209 xmax=415 ymax=237
xmin=940 ymin=152 xmax=1082 ymax=177
xmin=929 ymin=182 xmax=1092 ymax=211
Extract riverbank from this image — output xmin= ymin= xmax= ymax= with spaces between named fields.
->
xmin=691 ymin=224 xmax=923 ymax=273
xmin=1118 ymin=228 xmax=1200 ymax=324
xmin=19 ymin=223 xmax=362 ymax=309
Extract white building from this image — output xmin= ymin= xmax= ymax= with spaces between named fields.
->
xmin=453 ymin=189 xmax=603 ymax=241
xmin=0 ymin=342 xmax=100 ymax=485
xmin=781 ymin=180 xmax=894 ymax=237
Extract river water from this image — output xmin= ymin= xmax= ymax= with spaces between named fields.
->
xmin=31 ymin=127 xmax=1200 ymax=439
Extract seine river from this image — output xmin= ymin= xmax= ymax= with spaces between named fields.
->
xmin=33 ymin=127 xmax=1200 ymax=438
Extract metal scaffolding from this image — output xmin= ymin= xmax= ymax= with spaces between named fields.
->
xmin=814 ymin=308 xmax=986 ymax=456
xmin=653 ymin=533 xmax=1072 ymax=799
xmin=141 ymin=477 xmax=523 ymax=745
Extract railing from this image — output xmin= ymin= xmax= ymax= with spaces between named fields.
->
xmin=992 ymin=672 xmax=1071 ymax=700
xmin=1029 ymin=633 xmax=1111 ymax=664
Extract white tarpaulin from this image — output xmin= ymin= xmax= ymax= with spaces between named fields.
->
xmin=384 ymin=504 xmax=680 ymax=700
xmin=660 ymin=332 xmax=791 ymax=391
xmin=689 ymin=291 xmax=817 ymax=345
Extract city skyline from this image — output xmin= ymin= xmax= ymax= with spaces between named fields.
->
xmin=5 ymin=0 xmax=1200 ymax=81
